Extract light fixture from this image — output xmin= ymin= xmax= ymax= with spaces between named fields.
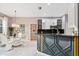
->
xmin=12 ymin=10 xmax=19 ymax=28
xmin=12 ymin=24 xmax=19 ymax=28
xmin=38 ymin=6 xmax=42 ymax=10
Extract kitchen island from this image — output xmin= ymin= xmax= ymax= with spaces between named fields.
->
xmin=37 ymin=29 xmax=77 ymax=56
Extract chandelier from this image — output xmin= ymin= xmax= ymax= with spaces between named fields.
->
xmin=12 ymin=10 xmax=19 ymax=28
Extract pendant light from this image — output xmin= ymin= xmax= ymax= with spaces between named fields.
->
xmin=12 ymin=10 xmax=19 ymax=27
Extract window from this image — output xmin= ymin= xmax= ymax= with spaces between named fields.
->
xmin=0 ymin=20 xmax=2 ymax=33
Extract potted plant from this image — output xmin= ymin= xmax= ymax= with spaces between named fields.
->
xmin=8 ymin=27 xmax=14 ymax=36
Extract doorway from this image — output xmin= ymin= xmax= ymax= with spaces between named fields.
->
xmin=30 ymin=24 xmax=37 ymax=41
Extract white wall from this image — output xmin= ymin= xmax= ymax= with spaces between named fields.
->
xmin=9 ymin=17 xmax=38 ymax=41
xmin=42 ymin=18 xmax=58 ymax=29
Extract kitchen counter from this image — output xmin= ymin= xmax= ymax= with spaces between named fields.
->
xmin=38 ymin=29 xmax=78 ymax=36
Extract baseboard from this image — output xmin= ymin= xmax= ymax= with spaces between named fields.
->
xmin=36 ymin=50 xmax=50 ymax=56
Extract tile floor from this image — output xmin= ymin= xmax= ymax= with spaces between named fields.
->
xmin=0 ymin=40 xmax=49 ymax=56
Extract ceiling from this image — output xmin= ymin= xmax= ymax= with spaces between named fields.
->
xmin=0 ymin=3 xmax=75 ymax=17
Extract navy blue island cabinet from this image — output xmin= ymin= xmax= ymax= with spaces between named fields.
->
xmin=37 ymin=33 xmax=74 ymax=56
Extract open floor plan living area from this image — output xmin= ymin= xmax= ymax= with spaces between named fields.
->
xmin=0 ymin=3 xmax=79 ymax=56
